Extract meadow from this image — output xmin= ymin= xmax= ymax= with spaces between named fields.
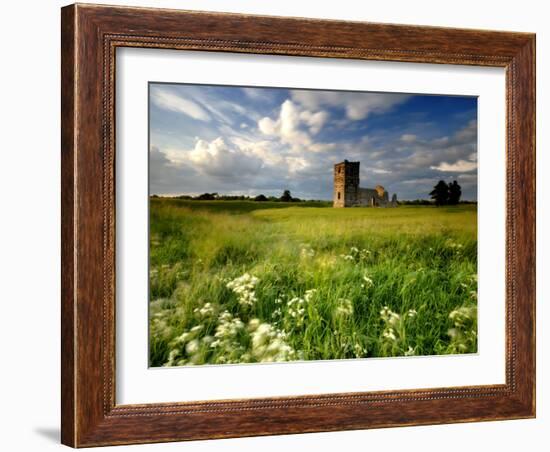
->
xmin=149 ymin=198 xmax=478 ymax=367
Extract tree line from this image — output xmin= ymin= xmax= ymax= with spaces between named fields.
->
xmin=153 ymin=190 xmax=318 ymax=203
xmin=429 ymin=180 xmax=462 ymax=206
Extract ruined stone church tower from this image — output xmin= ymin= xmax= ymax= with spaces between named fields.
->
xmin=333 ymin=160 xmax=397 ymax=208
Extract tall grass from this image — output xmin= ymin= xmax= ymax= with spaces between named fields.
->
xmin=149 ymin=199 xmax=477 ymax=367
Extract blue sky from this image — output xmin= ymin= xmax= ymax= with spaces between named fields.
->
xmin=149 ymin=83 xmax=478 ymax=200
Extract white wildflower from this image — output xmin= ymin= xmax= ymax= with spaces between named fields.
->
xmin=304 ymin=289 xmax=317 ymax=302
xmin=193 ymin=302 xmax=215 ymax=318
xmin=271 ymin=308 xmax=282 ymax=320
xmin=379 ymin=306 xmax=416 ymax=351
xmin=173 ymin=332 xmax=190 ymax=345
xmin=214 ymin=311 xmax=245 ymax=340
xmin=380 ymin=306 xmax=391 ymax=319
xmin=343 ymin=246 xmax=372 ymax=264
xmin=208 ymin=311 xmax=248 ymax=362
xmin=249 ymin=322 xmax=295 ymax=362
xmin=300 ymin=246 xmax=315 ymax=258
xmin=226 ymin=273 xmax=259 ymax=306
xmin=363 ymin=275 xmax=374 ymax=287
xmin=287 ymin=297 xmax=306 ymax=325
xmin=335 ymin=298 xmax=353 ymax=317
xmin=354 ymin=343 xmax=367 ymax=357
xmin=185 ymin=339 xmax=200 ymax=355
xmin=247 ymin=318 xmax=261 ymax=332
xmin=447 ymin=304 xmax=477 ymax=354
xmin=379 ymin=306 xmax=401 ymax=326
xmin=382 ymin=328 xmax=397 ymax=342
xmin=388 ymin=312 xmax=401 ymax=326
xmin=446 ymin=239 xmax=464 ymax=250
xmin=164 ymin=349 xmax=181 ymax=366
xmin=449 ymin=306 xmax=476 ymax=329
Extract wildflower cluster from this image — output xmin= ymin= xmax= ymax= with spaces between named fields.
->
xmin=226 ymin=273 xmax=259 ymax=306
xmin=335 ymin=298 xmax=353 ymax=317
xmin=287 ymin=297 xmax=305 ymax=322
xmin=445 ymin=239 xmax=464 ymax=256
xmin=248 ymin=319 xmax=295 ymax=362
xmin=207 ymin=311 xmax=248 ymax=363
xmin=379 ymin=306 xmax=417 ymax=356
xmin=341 ymin=246 xmax=371 ymax=263
xmin=362 ymin=274 xmax=374 ymax=289
xmin=304 ymin=288 xmax=317 ymax=302
xmin=164 ymin=308 xmax=298 ymax=365
xmin=447 ymin=305 xmax=477 ymax=353
xmin=464 ymin=274 xmax=478 ymax=300
xmin=340 ymin=332 xmax=367 ymax=358
xmin=193 ymin=302 xmax=216 ymax=318
xmin=353 ymin=342 xmax=367 ymax=358
xmin=165 ymin=324 xmax=211 ymax=366
xmin=300 ymin=245 xmax=315 ymax=258
xmin=286 ymin=289 xmax=316 ymax=326
xmin=150 ymin=307 xmax=175 ymax=341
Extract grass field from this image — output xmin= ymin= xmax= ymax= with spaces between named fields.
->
xmin=149 ymin=199 xmax=478 ymax=367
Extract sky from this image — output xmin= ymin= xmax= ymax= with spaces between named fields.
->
xmin=149 ymin=83 xmax=478 ymax=200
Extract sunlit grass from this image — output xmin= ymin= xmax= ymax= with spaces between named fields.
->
xmin=149 ymin=199 xmax=477 ymax=367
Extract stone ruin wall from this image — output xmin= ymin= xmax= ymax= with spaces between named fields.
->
xmin=333 ymin=160 xmax=397 ymax=208
xmin=333 ymin=161 xmax=360 ymax=208
xmin=358 ymin=188 xmax=380 ymax=206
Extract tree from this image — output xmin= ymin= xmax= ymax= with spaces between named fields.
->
xmin=430 ymin=181 xmax=449 ymax=206
xmin=196 ymin=192 xmax=217 ymax=200
xmin=254 ymin=194 xmax=268 ymax=202
xmin=280 ymin=189 xmax=293 ymax=202
xmin=448 ymin=180 xmax=462 ymax=205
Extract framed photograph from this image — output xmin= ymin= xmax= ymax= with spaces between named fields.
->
xmin=61 ymin=3 xmax=535 ymax=447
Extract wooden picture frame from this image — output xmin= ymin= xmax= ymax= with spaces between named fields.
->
xmin=61 ymin=3 xmax=535 ymax=447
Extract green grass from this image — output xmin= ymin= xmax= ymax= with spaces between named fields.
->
xmin=149 ymin=199 xmax=478 ymax=367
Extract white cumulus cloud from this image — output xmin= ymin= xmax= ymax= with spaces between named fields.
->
xmin=257 ymin=99 xmax=333 ymax=154
xmin=161 ymin=137 xmax=263 ymax=182
xmin=300 ymin=110 xmax=329 ymax=135
xmin=430 ymin=160 xmax=477 ymax=172
xmin=291 ymin=90 xmax=411 ymax=121
xmin=188 ymin=138 xmax=263 ymax=177
xmin=258 ymin=100 xmax=313 ymax=150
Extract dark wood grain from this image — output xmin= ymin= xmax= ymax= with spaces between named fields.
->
xmin=61 ymin=3 xmax=536 ymax=447
xmin=60 ymin=5 xmax=76 ymax=447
